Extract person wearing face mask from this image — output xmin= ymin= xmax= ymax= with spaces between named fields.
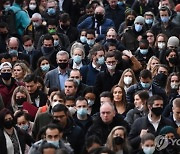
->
xmin=106 ymin=126 xmax=132 ymax=154
xmin=94 ymin=51 xmax=123 ymax=96
xmin=0 ymin=108 xmax=34 ymax=154
xmin=25 ymin=13 xmax=47 ymax=48
xmin=69 ymin=42 xmax=87 ymax=70
xmin=27 ymin=0 xmax=40 ymax=17
xmin=125 ymin=90 xmax=149 ymax=126
xmin=118 ymin=9 xmax=136 ymax=36
xmin=6 ymin=37 xmax=30 ymax=64
xmin=128 ymin=95 xmax=174 ymax=151
xmin=151 ymin=6 xmax=180 ymax=38
xmin=138 ymin=133 xmax=157 ymax=154
xmin=45 ymin=50 xmax=71 ymax=90
xmin=32 ymin=34 xmax=58 ymax=68
xmin=127 ymin=69 xmax=168 ymax=106
xmin=135 ymin=38 xmax=154 ymax=69
xmin=73 ymin=97 xmax=92 ymax=135
xmin=105 ymin=0 xmax=125 ymax=31
xmin=57 ymin=13 xmax=79 ymax=43
xmin=153 ymin=64 xmax=169 ymax=89
xmin=41 ymin=0 xmax=59 ymax=25
xmin=0 ymin=62 xmax=20 ymax=109
xmin=144 ymin=11 xmax=157 ymax=30
xmin=29 ymin=123 xmax=73 ymax=154
xmin=121 ymin=16 xmax=146 ymax=52
xmin=165 ymin=49 xmax=180 ymax=74
xmin=77 ymin=5 xmax=115 ymax=42
xmin=80 ymin=43 xmax=106 ymax=86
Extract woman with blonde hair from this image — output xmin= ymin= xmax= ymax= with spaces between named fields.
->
xmin=146 ymin=56 xmax=160 ymax=73
xmin=69 ymin=41 xmax=87 ymax=69
xmin=11 ymin=86 xmax=37 ymax=119
xmin=106 ymin=126 xmax=131 ymax=154
xmin=118 ymin=68 xmax=137 ymax=93
xmin=13 ymin=62 xmax=31 ymax=82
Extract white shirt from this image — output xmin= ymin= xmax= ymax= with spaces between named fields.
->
xmin=92 ymin=62 xmax=101 ymax=71
xmin=173 ymin=115 xmax=180 ymax=127
xmin=148 ymin=113 xmax=161 ymax=131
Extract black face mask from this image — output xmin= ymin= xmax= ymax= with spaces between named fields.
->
xmin=154 ymin=73 xmax=167 ymax=87
xmin=106 ymin=39 xmax=117 ymax=44
xmin=126 ymin=19 xmax=134 ymax=26
xmin=0 ymin=33 xmax=8 ymax=38
xmin=169 ymin=57 xmax=178 ymax=65
xmin=95 ymin=14 xmax=104 ymax=22
xmin=16 ymin=97 xmax=27 ymax=106
xmin=1 ymin=72 xmax=12 ymax=80
xmin=61 ymin=24 xmax=69 ymax=30
xmin=151 ymin=107 xmax=163 ymax=116
xmin=43 ymin=46 xmax=53 ymax=53
xmin=4 ymin=119 xmax=14 ymax=129
xmin=113 ymin=136 xmax=124 ymax=145
xmin=58 ymin=62 xmax=68 ymax=69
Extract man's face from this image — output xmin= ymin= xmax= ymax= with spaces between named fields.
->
xmin=86 ymin=7 xmax=94 ymax=16
xmin=100 ymin=97 xmax=112 ymax=105
xmin=8 ymin=40 xmax=19 ymax=51
xmin=56 ymin=54 xmax=69 ymax=65
xmin=43 ymin=39 xmax=53 ymax=47
xmin=45 ymin=128 xmax=61 ymax=141
xmin=64 ymin=81 xmax=77 ymax=96
xmin=23 ymin=40 xmax=33 ymax=48
xmin=76 ymin=100 xmax=88 ymax=110
xmin=140 ymin=77 xmax=152 ymax=84
xmin=70 ymin=70 xmax=82 ymax=81
xmin=106 ymin=29 xmax=117 ymax=40
xmin=150 ymin=100 xmax=164 ymax=109
xmin=1 ymin=67 xmax=12 ymax=74
xmin=160 ymin=10 xmax=169 ymax=18
xmin=173 ymin=106 xmax=180 ymax=122
xmin=47 ymin=1 xmax=56 ymax=9
xmin=105 ymin=56 xmax=117 ymax=66
xmin=53 ymin=111 xmax=68 ymax=128
xmin=100 ymin=103 xmax=115 ymax=124
xmin=0 ymin=27 xmax=8 ymax=34
xmin=25 ymin=81 xmax=37 ymax=94
xmin=108 ymin=0 xmax=118 ymax=9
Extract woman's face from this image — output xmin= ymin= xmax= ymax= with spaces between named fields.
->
xmin=5 ymin=114 xmax=13 ymax=122
xmin=80 ymin=31 xmax=86 ymax=37
xmin=113 ymin=87 xmax=123 ymax=102
xmin=147 ymin=32 xmax=154 ymax=44
xmin=142 ymin=139 xmax=155 ymax=147
xmin=73 ymin=49 xmax=83 ymax=57
xmin=30 ymin=0 xmax=36 ymax=5
xmin=85 ymin=92 xmax=96 ymax=101
xmin=171 ymin=75 xmax=179 ymax=83
xmin=166 ymin=51 xmax=177 ymax=62
xmin=16 ymin=92 xmax=26 ymax=100
xmin=124 ymin=71 xmax=132 ymax=78
xmin=157 ymin=36 xmax=165 ymax=44
xmin=134 ymin=94 xmax=143 ymax=109
xmin=150 ymin=59 xmax=159 ymax=70
xmin=13 ymin=66 xmax=24 ymax=79
xmin=126 ymin=14 xmax=135 ymax=20
xmin=40 ymin=59 xmax=49 ymax=67
xmin=113 ymin=129 xmax=125 ymax=139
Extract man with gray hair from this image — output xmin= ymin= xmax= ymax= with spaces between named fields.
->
xmin=26 ymin=13 xmax=47 ymax=48
xmin=86 ymin=102 xmax=129 ymax=144
xmin=45 ymin=50 xmax=71 ymax=90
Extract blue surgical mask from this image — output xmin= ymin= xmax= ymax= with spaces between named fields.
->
xmin=47 ymin=140 xmax=59 ymax=148
xmin=21 ymin=124 xmax=29 ymax=131
xmin=54 ymin=40 xmax=59 ymax=47
xmin=145 ymin=19 xmax=153 ymax=25
xmin=117 ymin=1 xmax=124 ymax=6
xmin=141 ymin=82 xmax=151 ymax=89
xmin=97 ymin=57 xmax=104 ymax=65
xmin=135 ymin=24 xmax=143 ymax=32
xmin=73 ymin=55 xmax=82 ymax=64
xmin=41 ymin=64 xmax=50 ymax=72
xmin=87 ymin=39 xmax=95 ymax=46
xmin=47 ymin=8 xmax=56 ymax=15
xmin=140 ymin=49 xmax=148 ymax=55
xmin=77 ymin=108 xmax=88 ymax=117
xmin=161 ymin=16 xmax=169 ymax=23
xmin=143 ymin=146 xmax=155 ymax=154
xmin=9 ymin=49 xmax=18 ymax=56
xmin=80 ymin=36 xmax=87 ymax=43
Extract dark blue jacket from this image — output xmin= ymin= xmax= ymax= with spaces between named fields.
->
xmin=77 ymin=16 xmax=115 ymax=41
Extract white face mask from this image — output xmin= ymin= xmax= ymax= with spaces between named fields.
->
xmin=158 ymin=42 xmax=166 ymax=49
xmin=29 ymin=4 xmax=37 ymax=10
xmin=143 ymin=146 xmax=155 ymax=154
xmin=106 ymin=64 xmax=116 ymax=70
xmin=124 ymin=76 xmax=132 ymax=85
xmin=51 ymin=101 xmax=60 ymax=108
xmin=68 ymin=107 xmax=76 ymax=115
xmin=170 ymin=82 xmax=179 ymax=89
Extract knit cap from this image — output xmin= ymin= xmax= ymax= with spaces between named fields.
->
xmin=134 ymin=16 xmax=145 ymax=24
xmin=167 ymin=36 xmax=179 ymax=47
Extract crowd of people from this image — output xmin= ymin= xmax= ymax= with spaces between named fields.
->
xmin=0 ymin=0 xmax=180 ymax=154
